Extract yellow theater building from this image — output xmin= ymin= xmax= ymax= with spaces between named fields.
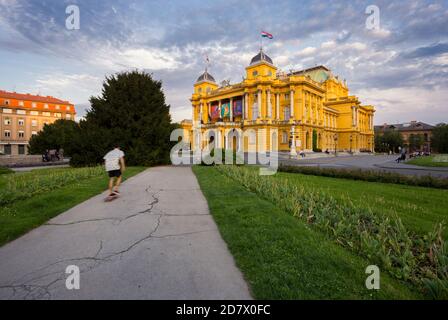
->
xmin=181 ymin=49 xmax=375 ymax=155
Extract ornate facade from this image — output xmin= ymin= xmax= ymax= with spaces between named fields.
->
xmin=182 ymin=49 xmax=375 ymax=154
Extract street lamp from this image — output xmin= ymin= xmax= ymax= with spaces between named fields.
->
xmin=350 ymin=134 xmax=353 ymax=154
xmin=334 ymin=134 xmax=338 ymax=157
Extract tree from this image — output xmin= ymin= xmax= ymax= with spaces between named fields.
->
xmin=374 ymin=130 xmax=403 ymax=153
xmin=408 ymin=134 xmax=424 ymax=152
xmin=431 ymin=123 xmax=448 ymax=153
xmin=28 ymin=119 xmax=80 ymax=156
xmin=69 ymin=71 xmax=176 ymax=166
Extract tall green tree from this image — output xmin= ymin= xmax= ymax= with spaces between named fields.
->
xmin=408 ymin=134 xmax=424 ymax=152
xmin=374 ymin=130 xmax=403 ymax=153
xmin=431 ymin=123 xmax=448 ymax=153
xmin=28 ymin=119 xmax=80 ymax=156
xmin=70 ymin=71 xmax=176 ymax=166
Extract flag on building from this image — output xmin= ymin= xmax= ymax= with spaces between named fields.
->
xmin=233 ymin=100 xmax=243 ymax=116
xmin=221 ymin=103 xmax=231 ymax=118
xmin=211 ymin=104 xmax=220 ymax=119
xmin=261 ymin=31 xmax=273 ymax=39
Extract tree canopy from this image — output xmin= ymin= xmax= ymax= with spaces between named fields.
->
xmin=431 ymin=123 xmax=448 ymax=153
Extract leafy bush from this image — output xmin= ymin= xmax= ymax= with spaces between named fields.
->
xmin=279 ymin=165 xmax=448 ymax=189
xmin=215 ymin=165 xmax=448 ymax=298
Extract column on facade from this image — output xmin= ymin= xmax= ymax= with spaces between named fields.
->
xmin=276 ymin=93 xmax=280 ymax=120
xmin=267 ymin=90 xmax=272 ymax=118
xmin=290 ymin=89 xmax=295 ymax=119
xmin=257 ymin=89 xmax=262 ymax=119
xmin=244 ymin=93 xmax=249 ymax=120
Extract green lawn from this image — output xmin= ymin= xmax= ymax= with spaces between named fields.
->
xmin=0 ymin=166 xmax=146 ymax=247
xmin=407 ymin=155 xmax=448 ymax=167
xmin=193 ymin=166 xmax=421 ymax=299
xmin=274 ymin=171 xmax=448 ymax=239
xmin=0 ymin=166 xmax=13 ymax=175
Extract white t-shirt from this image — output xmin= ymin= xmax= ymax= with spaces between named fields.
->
xmin=103 ymin=149 xmax=125 ymax=172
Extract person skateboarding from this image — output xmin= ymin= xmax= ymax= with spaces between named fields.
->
xmin=103 ymin=145 xmax=126 ymax=199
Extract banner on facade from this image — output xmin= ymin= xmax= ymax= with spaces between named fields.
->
xmin=221 ymin=103 xmax=231 ymax=118
xmin=211 ymin=104 xmax=220 ymax=119
xmin=233 ymin=100 xmax=243 ymax=116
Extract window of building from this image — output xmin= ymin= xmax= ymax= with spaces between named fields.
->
xmin=65 ymin=114 xmax=72 ymax=120
xmin=56 ymin=105 xmax=60 ymax=110
xmin=18 ymin=119 xmax=25 ymax=126
xmin=66 ymin=106 xmax=70 ymax=111
xmin=4 ymin=130 xmax=11 ymax=138
xmin=5 ymin=100 xmax=10 ymax=105
xmin=252 ymin=70 xmax=258 ymax=77
xmin=4 ymin=144 xmax=11 ymax=155
xmin=252 ymin=103 xmax=258 ymax=120
xmin=32 ymin=120 xmax=38 ymax=127
xmin=32 ymin=102 xmax=37 ymax=108
xmin=285 ymin=93 xmax=289 ymax=100
xmin=43 ymin=112 xmax=51 ymax=117
xmin=55 ymin=112 xmax=62 ymax=118
xmin=284 ymin=106 xmax=291 ymax=120
xmin=19 ymin=101 xmax=24 ymax=106
xmin=3 ymin=108 xmax=12 ymax=114
xmin=17 ymin=109 xmax=26 ymax=115
xmin=18 ymin=145 xmax=25 ymax=155
xmin=31 ymin=131 xmax=37 ymax=136
xmin=18 ymin=131 xmax=25 ymax=138
xmin=44 ymin=104 xmax=49 ymax=109
xmin=4 ymin=118 xmax=11 ymax=125
xmin=30 ymin=111 xmax=39 ymax=116
xmin=282 ymin=131 xmax=288 ymax=144
xmin=267 ymin=71 xmax=272 ymax=76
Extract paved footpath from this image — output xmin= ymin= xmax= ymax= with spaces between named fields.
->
xmin=0 ymin=167 xmax=252 ymax=300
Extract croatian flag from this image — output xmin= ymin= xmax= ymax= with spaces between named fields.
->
xmin=261 ymin=31 xmax=273 ymax=39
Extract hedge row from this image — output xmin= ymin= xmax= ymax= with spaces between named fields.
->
xmin=278 ymin=165 xmax=448 ymax=189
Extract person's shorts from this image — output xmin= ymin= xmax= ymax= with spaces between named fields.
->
xmin=108 ymin=170 xmax=122 ymax=178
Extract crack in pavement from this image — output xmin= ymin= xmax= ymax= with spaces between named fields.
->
xmin=1 ymin=184 xmax=214 ymax=300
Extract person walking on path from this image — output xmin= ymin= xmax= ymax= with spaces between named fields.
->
xmin=103 ymin=146 xmax=126 ymax=196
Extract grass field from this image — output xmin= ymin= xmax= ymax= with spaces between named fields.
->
xmin=274 ymin=171 xmax=448 ymax=239
xmin=0 ymin=166 xmax=146 ymax=247
xmin=193 ymin=166 xmax=421 ymax=299
xmin=407 ymin=155 xmax=448 ymax=167
xmin=0 ymin=166 xmax=13 ymax=175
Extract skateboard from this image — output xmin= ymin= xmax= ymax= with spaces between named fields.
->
xmin=104 ymin=194 xmax=119 ymax=202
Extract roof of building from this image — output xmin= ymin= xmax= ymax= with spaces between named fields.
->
xmin=0 ymin=90 xmax=71 ymax=105
xmin=250 ymin=49 xmax=273 ymax=66
xmin=289 ymin=65 xmax=333 ymax=83
xmin=196 ymin=70 xmax=216 ymax=83
xmin=374 ymin=121 xmax=435 ymax=132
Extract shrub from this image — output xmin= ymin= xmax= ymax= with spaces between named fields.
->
xmin=215 ymin=165 xmax=448 ymax=298
xmin=278 ymin=165 xmax=448 ymax=189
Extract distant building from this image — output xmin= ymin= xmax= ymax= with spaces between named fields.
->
xmin=374 ymin=121 xmax=434 ymax=152
xmin=0 ymin=90 xmax=76 ymax=155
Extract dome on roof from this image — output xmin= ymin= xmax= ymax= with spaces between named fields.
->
xmin=196 ymin=70 xmax=216 ymax=83
xmin=250 ymin=49 xmax=273 ymax=66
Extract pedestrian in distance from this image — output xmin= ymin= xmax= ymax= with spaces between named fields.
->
xmin=103 ymin=145 xmax=126 ymax=200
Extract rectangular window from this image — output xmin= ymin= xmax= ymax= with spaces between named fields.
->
xmin=4 ymin=118 xmax=11 ymax=125
xmin=56 ymin=105 xmax=60 ymax=110
xmin=18 ymin=119 xmax=25 ymax=126
xmin=31 ymin=131 xmax=37 ymax=136
xmin=18 ymin=131 xmax=25 ymax=138
xmin=3 ymin=108 xmax=12 ymax=113
xmin=66 ymin=106 xmax=71 ymax=111
xmin=32 ymin=102 xmax=37 ymax=108
xmin=283 ymin=106 xmax=290 ymax=120
xmin=17 ymin=109 xmax=26 ymax=115
xmin=44 ymin=104 xmax=49 ymax=109
xmin=19 ymin=101 xmax=24 ymax=106
xmin=32 ymin=120 xmax=38 ymax=127
xmin=252 ymin=103 xmax=258 ymax=120
xmin=4 ymin=144 xmax=11 ymax=155
xmin=54 ymin=113 xmax=62 ymax=118
xmin=282 ymin=131 xmax=288 ymax=144
xmin=43 ymin=112 xmax=51 ymax=117
xmin=18 ymin=145 xmax=25 ymax=155
xmin=30 ymin=111 xmax=39 ymax=116
xmin=4 ymin=130 xmax=11 ymax=138
xmin=66 ymin=114 xmax=72 ymax=120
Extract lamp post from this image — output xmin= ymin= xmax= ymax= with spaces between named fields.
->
xmin=350 ymin=134 xmax=353 ymax=154
xmin=334 ymin=134 xmax=338 ymax=157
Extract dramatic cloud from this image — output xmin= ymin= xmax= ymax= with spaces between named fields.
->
xmin=0 ymin=0 xmax=447 ymax=124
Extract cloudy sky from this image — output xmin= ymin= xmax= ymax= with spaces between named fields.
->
xmin=0 ymin=0 xmax=447 ymax=125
